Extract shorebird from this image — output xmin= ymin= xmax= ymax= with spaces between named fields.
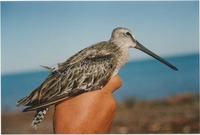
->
xmin=16 ymin=27 xmax=178 ymax=129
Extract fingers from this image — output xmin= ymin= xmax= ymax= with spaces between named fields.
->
xmin=54 ymin=75 xmax=122 ymax=133
xmin=102 ymin=75 xmax=122 ymax=93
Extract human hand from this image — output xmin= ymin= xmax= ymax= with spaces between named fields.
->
xmin=53 ymin=75 xmax=122 ymax=133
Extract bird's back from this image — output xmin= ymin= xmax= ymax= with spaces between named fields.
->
xmin=16 ymin=41 xmax=122 ymax=128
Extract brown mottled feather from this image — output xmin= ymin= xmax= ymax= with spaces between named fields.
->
xmin=16 ymin=41 xmax=119 ymax=111
xmin=16 ymin=27 xmax=137 ymax=128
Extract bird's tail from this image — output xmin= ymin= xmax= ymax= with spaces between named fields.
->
xmin=16 ymin=86 xmax=41 ymax=107
xmin=32 ymin=107 xmax=49 ymax=129
xmin=16 ymin=96 xmax=29 ymax=107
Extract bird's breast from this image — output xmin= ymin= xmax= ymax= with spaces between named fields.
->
xmin=112 ymin=47 xmax=130 ymax=76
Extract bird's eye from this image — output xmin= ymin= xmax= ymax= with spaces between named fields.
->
xmin=126 ymin=32 xmax=131 ymax=36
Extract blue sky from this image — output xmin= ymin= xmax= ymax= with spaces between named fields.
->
xmin=1 ymin=1 xmax=199 ymax=74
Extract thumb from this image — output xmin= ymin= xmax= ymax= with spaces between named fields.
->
xmin=102 ymin=75 xmax=122 ymax=93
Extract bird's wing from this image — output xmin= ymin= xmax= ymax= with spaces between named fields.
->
xmin=17 ymin=42 xmax=119 ymax=111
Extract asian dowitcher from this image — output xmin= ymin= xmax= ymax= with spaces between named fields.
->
xmin=16 ymin=27 xmax=178 ymax=129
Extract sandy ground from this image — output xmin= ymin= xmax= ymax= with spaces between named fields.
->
xmin=2 ymin=93 xmax=199 ymax=134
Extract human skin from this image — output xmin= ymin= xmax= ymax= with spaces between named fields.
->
xmin=53 ymin=75 xmax=122 ymax=133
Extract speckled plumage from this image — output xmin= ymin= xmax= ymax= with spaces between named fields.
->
xmin=16 ymin=27 xmax=135 ymax=128
xmin=16 ymin=27 xmax=178 ymax=129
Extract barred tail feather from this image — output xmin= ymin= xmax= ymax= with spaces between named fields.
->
xmin=32 ymin=107 xmax=49 ymax=129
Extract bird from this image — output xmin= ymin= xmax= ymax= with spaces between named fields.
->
xmin=16 ymin=27 xmax=178 ymax=129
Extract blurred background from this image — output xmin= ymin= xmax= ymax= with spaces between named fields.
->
xmin=1 ymin=1 xmax=199 ymax=133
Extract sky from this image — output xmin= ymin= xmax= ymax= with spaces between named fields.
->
xmin=1 ymin=1 xmax=199 ymax=74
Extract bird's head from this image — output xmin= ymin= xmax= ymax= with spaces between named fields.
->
xmin=111 ymin=27 xmax=178 ymax=71
xmin=111 ymin=27 xmax=137 ymax=48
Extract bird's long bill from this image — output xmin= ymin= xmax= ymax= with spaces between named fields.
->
xmin=135 ymin=40 xmax=178 ymax=71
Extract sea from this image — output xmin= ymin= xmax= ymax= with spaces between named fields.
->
xmin=1 ymin=53 xmax=199 ymax=111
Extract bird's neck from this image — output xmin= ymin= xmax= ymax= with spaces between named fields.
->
xmin=110 ymin=40 xmax=131 ymax=76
